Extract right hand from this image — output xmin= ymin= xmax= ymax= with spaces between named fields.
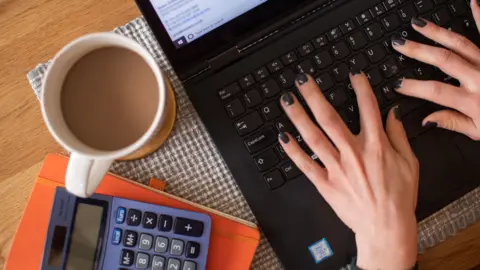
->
xmin=392 ymin=0 xmax=480 ymax=141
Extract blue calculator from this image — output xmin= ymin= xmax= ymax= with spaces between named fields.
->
xmin=41 ymin=187 xmax=212 ymax=270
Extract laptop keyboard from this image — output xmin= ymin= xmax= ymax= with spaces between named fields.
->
xmin=219 ymin=0 xmax=480 ymax=191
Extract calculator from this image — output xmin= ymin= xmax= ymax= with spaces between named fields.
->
xmin=41 ymin=187 xmax=212 ymax=270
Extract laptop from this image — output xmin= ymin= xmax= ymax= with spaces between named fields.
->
xmin=136 ymin=0 xmax=480 ymax=268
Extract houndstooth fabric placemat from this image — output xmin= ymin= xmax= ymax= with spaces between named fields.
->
xmin=27 ymin=17 xmax=480 ymax=269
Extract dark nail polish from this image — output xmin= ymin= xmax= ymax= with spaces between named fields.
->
xmin=391 ymin=34 xmax=406 ymax=46
xmin=279 ymin=132 xmax=290 ymax=144
xmin=296 ymin=73 xmax=308 ymax=86
xmin=424 ymin=121 xmax=438 ymax=129
xmin=477 ymin=0 xmax=480 ymax=6
xmin=393 ymin=79 xmax=403 ymax=89
xmin=350 ymin=67 xmax=361 ymax=76
xmin=394 ymin=105 xmax=401 ymax=120
xmin=282 ymin=92 xmax=295 ymax=106
xmin=411 ymin=17 xmax=427 ymax=27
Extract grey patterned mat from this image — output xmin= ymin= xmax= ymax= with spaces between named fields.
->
xmin=27 ymin=17 xmax=480 ymax=269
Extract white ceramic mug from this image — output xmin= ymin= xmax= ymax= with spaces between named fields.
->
xmin=41 ymin=33 xmax=176 ymax=198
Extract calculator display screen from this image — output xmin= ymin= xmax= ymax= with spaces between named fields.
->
xmin=66 ymin=203 xmax=105 ymax=270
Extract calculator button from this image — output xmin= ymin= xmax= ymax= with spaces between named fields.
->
xmin=120 ymin=249 xmax=134 ymax=266
xmin=170 ymin=239 xmax=184 ymax=256
xmin=155 ymin=236 xmax=169 ymax=253
xmin=116 ymin=207 xmax=126 ymax=224
xmin=167 ymin=258 xmax=181 ymax=270
xmin=185 ymin=241 xmax=200 ymax=258
xmin=127 ymin=209 xmax=142 ymax=226
xmin=152 ymin=256 xmax=166 ymax=270
xmin=112 ymin=228 xmax=122 ymax=245
xmin=158 ymin=215 xmax=173 ymax=232
xmin=183 ymin=261 xmax=196 ymax=270
xmin=174 ymin=218 xmax=204 ymax=237
xmin=136 ymin=252 xmax=150 ymax=269
xmin=143 ymin=212 xmax=157 ymax=229
xmin=123 ymin=230 xmax=138 ymax=247
xmin=139 ymin=233 xmax=153 ymax=250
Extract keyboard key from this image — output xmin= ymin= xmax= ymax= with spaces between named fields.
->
xmin=312 ymin=35 xmax=328 ymax=49
xmin=123 ymin=230 xmax=138 ymax=247
xmin=184 ymin=241 xmax=201 ymax=259
xmin=254 ymin=149 xmax=280 ymax=171
xmin=298 ymin=42 xmax=315 ymax=56
xmin=158 ymin=214 xmax=173 ymax=232
xmin=356 ymin=11 xmax=373 ymax=25
xmin=331 ymin=41 xmax=351 ymax=59
xmin=264 ymin=170 xmax=285 ymax=190
xmin=434 ymin=0 xmax=447 ymax=3
xmin=239 ymin=74 xmax=255 ymax=89
xmin=398 ymin=5 xmax=417 ymax=22
xmin=366 ymin=44 xmax=386 ymax=63
xmin=136 ymin=252 xmax=149 ymax=269
xmin=433 ymin=7 xmax=451 ymax=26
xmin=174 ymin=218 xmax=204 ymax=237
xmin=170 ymin=239 xmax=184 ymax=256
xmin=380 ymin=84 xmax=397 ymax=101
xmin=396 ymin=53 xmax=416 ymax=69
xmin=278 ymin=68 xmax=296 ymax=88
xmin=275 ymin=116 xmax=295 ymax=133
xmin=340 ymin=20 xmax=356 ymax=34
xmin=380 ymin=58 xmax=400 ymax=78
xmin=116 ymin=207 xmax=126 ymax=224
xmin=371 ymin=4 xmax=386 ymax=17
xmin=325 ymin=88 xmax=349 ymax=106
xmin=143 ymin=212 xmax=157 ymax=229
xmin=112 ymin=228 xmax=122 ymax=245
xmin=414 ymin=64 xmax=435 ymax=80
xmin=296 ymin=59 xmax=317 ymax=75
xmin=366 ymin=68 xmax=383 ymax=86
xmin=383 ymin=0 xmax=399 ymax=10
xmin=183 ymin=261 xmax=197 ymax=270
xmin=244 ymin=128 xmax=277 ymax=153
xmin=152 ymin=256 xmax=165 ymax=270
xmin=281 ymin=51 xmax=298 ymax=65
xmin=327 ymin=27 xmax=343 ymax=41
xmin=347 ymin=31 xmax=368 ymax=50
xmin=127 ymin=209 xmax=142 ymax=226
xmin=281 ymin=161 xmax=302 ymax=180
xmin=276 ymin=144 xmax=288 ymax=160
xmin=381 ymin=14 xmax=401 ymax=32
xmin=315 ymin=73 xmax=334 ymax=91
xmin=332 ymin=63 xmax=350 ymax=82
xmin=155 ymin=236 xmax=169 ymax=253
xmin=348 ymin=54 xmax=369 ymax=70
xmin=218 ymin=83 xmax=241 ymax=100
xmin=375 ymin=90 xmax=387 ymax=108
xmin=342 ymin=102 xmax=360 ymax=127
xmin=254 ymin=67 xmax=270 ymax=81
xmin=313 ymin=51 xmax=333 ymax=69
xmin=260 ymin=79 xmax=281 ymax=98
xmin=235 ymin=112 xmax=263 ymax=135
xmin=243 ymin=89 xmax=263 ymax=108
xmin=139 ymin=234 xmax=153 ymax=250
xmin=120 ymin=249 xmax=134 ymax=266
xmin=365 ymin=22 xmax=384 ymax=41
xmin=267 ymin=59 xmax=284 ymax=73
xmin=261 ymin=102 xmax=282 ymax=121
xmin=449 ymin=0 xmax=468 ymax=17
xmin=383 ymin=38 xmax=394 ymax=53
xmin=414 ymin=0 xmax=434 ymax=13
xmin=225 ymin=99 xmax=245 ymax=118
xmin=167 ymin=258 xmax=181 ymax=270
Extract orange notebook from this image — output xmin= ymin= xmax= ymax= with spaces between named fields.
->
xmin=6 ymin=154 xmax=260 ymax=270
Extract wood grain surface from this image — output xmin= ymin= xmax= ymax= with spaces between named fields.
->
xmin=0 ymin=0 xmax=479 ymax=269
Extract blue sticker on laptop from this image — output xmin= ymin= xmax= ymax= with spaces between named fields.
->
xmin=308 ymin=238 xmax=333 ymax=264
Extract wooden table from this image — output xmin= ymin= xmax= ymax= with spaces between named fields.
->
xmin=0 ymin=1 xmax=479 ymax=269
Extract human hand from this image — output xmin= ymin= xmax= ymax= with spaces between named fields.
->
xmin=392 ymin=0 xmax=480 ymax=140
xmin=279 ymin=73 xmax=419 ymax=270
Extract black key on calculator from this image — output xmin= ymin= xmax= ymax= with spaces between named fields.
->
xmin=174 ymin=217 xmax=204 ymax=237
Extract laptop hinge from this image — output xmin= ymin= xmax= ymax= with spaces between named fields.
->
xmin=207 ymin=46 xmax=241 ymax=72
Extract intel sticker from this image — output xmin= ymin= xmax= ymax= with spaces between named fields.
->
xmin=308 ymin=238 xmax=333 ymax=263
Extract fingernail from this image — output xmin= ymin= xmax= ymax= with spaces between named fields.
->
xmin=393 ymin=79 xmax=403 ymax=89
xmin=282 ymin=92 xmax=295 ymax=106
xmin=411 ymin=17 xmax=427 ymax=27
xmin=394 ymin=105 xmax=401 ymax=120
xmin=424 ymin=121 xmax=438 ymax=129
xmin=279 ymin=132 xmax=290 ymax=144
xmin=295 ymin=73 xmax=308 ymax=86
xmin=477 ymin=0 xmax=480 ymax=6
xmin=391 ymin=34 xmax=406 ymax=46
xmin=350 ymin=67 xmax=361 ymax=76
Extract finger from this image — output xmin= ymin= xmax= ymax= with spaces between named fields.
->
xmin=294 ymin=74 xmax=355 ymax=152
xmin=410 ymin=17 xmax=480 ymax=66
xmin=472 ymin=0 xmax=480 ymax=33
xmin=280 ymin=91 xmax=339 ymax=166
xmin=386 ymin=105 xmax=415 ymax=161
xmin=423 ymin=110 xmax=480 ymax=140
xmin=394 ymin=79 xmax=474 ymax=116
xmin=279 ymin=132 xmax=334 ymax=198
xmin=392 ymin=36 xmax=480 ymax=89
xmin=350 ymin=71 xmax=384 ymax=139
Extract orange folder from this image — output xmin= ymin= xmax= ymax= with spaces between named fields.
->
xmin=6 ymin=154 xmax=260 ymax=270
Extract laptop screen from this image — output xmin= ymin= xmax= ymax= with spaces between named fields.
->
xmin=149 ymin=0 xmax=269 ymax=48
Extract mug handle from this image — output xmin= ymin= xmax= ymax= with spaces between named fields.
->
xmin=66 ymin=153 xmax=114 ymax=197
